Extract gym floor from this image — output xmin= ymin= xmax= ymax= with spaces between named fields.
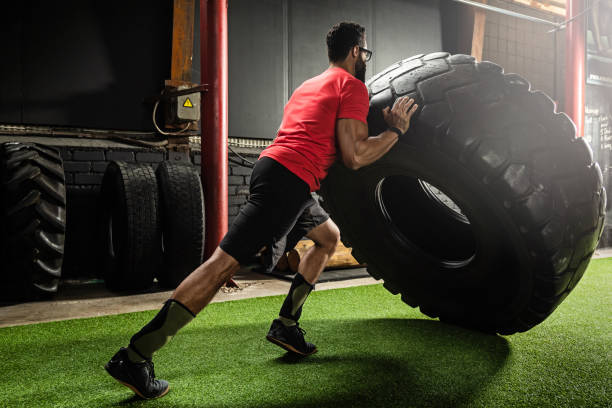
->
xmin=1 ymin=247 xmax=611 ymax=329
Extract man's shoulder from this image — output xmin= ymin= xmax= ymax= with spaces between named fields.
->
xmin=316 ymin=68 xmax=367 ymax=93
xmin=331 ymin=69 xmax=367 ymax=92
xmin=324 ymin=67 xmax=356 ymax=83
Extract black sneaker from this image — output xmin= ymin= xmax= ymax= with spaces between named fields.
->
xmin=104 ymin=348 xmax=170 ymax=400
xmin=266 ymin=319 xmax=317 ymax=356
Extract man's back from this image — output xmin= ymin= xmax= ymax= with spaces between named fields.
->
xmin=261 ymin=67 xmax=369 ymax=192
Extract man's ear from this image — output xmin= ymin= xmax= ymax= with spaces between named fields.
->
xmin=351 ymin=45 xmax=360 ymax=58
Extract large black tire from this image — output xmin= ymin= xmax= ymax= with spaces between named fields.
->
xmin=320 ymin=53 xmax=607 ymax=334
xmin=155 ymin=161 xmax=204 ymax=288
xmin=100 ymin=161 xmax=162 ymax=291
xmin=0 ymin=142 xmax=66 ymax=301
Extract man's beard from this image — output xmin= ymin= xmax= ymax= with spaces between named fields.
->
xmin=355 ymin=58 xmax=366 ymax=83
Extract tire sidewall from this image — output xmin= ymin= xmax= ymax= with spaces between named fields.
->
xmin=325 ymin=141 xmax=535 ymax=325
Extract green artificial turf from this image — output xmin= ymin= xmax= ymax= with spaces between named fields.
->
xmin=0 ymin=259 xmax=610 ymax=408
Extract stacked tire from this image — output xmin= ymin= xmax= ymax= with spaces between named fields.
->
xmin=100 ymin=162 xmax=162 ymax=291
xmin=320 ymin=53 xmax=606 ymax=334
xmin=0 ymin=142 xmax=67 ymax=302
xmin=155 ymin=161 xmax=205 ymax=288
xmin=100 ymin=160 xmax=204 ymax=291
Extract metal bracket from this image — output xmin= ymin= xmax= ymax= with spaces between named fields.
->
xmin=145 ymin=84 xmax=209 ymax=103
xmin=167 ymin=148 xmax=191 ymax=163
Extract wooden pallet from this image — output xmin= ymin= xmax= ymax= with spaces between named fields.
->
xmin=284 ymin=239 xmax=363 ymax=272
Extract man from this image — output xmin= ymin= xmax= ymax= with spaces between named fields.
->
xmin=104 ymin=21 xmax=418 ymax=400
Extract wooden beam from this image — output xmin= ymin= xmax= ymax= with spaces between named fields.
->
xmin=171 ymin=0 xmax=196 ymax=82
xmin=545 ymin=0 xmax=567 ymax=6
xmin=511 ymin=0 xmax=566 ymax=16
xmin=167 ymin=1 xmax=196 ymax=137
xmin=471 ymin=0 xmax=487 ymax=62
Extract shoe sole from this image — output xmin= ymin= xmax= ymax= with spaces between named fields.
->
xmin=266 ymin=335 xmax=318 ymax=356
xmin=104 ymin=364 xmax=170 ymax=400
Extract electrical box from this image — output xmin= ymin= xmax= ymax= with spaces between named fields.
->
xmin=165 ymin=84 xmax=200 ymax=125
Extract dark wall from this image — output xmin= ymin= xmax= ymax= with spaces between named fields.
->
xmin=226 ymin=0 xmax=442 ymax=140
xmin=0 ymin=1 xmax=172 ymax=131
xmin=2 ymin=0 xmax=442 ymax=137
xmin=0 ymin=6 xmax=22 ymax=125
xmin=440 ymin=0 xmax=475 ymax=55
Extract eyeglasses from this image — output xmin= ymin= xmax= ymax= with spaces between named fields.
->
xmin=359 ymin=47 xmax=373 ymax=62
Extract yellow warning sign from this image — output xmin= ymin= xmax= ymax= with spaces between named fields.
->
xmin=183 ymin=98 xmax=193 ymax=108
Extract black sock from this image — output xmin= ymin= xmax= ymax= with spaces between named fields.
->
xmin=278 ymin=273 xmax=314 ymax=327
xmin=126 ymin=299 xmax=195 ymax=363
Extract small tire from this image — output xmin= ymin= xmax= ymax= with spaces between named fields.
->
xmin=100 ymin=161 xmax=162 ymax=291
xmin=155 ymin=161 xmax=205 ymax=288
xmin=0 ymin=142 xmax=66 ymax=302
xmin=320 ymin=53 xmax=606 ymax=334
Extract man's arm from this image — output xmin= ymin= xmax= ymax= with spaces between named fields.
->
xmin=337 ymin=96 xmax=418 ymax=170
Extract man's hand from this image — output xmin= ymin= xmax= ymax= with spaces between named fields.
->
xmin=382 ymin=96 xmax=419 ymax=134
xmin=336 ymin=97 xmax=418 ymax=170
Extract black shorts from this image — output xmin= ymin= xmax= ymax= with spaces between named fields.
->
xmin=220 ymin=157 xmax=329 ymax=265
xmin=260 ymin=193 xmax=329 ymax=272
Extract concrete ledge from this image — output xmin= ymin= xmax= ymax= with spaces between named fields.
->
xmin=0 ymin=272 xmax=378 ymax=328
xmin=593 ymin=248 xmax=612 ymax=259
xmin=0 ymin=135 xmax=155 ymax=149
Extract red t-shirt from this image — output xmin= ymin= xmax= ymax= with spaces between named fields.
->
xmin=260 ymin=67 xmax=369 ymax=191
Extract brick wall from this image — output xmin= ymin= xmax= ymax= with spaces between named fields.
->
xmin=58 ymin=145 xmax=256 ymax=222
xmin=482 ymin=0 xmax=565 ymax=107
xmin=57 ymin=144 xmax=259 ymax=278
xmin=60 ymin=148 xmax=166 ymax=187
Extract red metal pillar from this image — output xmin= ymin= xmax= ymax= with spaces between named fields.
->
xmin=565 ymin=0 xmax=586 ymax=138
xmin=201 ymin=0 xmax=228 ymax=258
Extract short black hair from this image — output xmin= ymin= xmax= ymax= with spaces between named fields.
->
xmin=326 ymin=22 xmax=365 ymax=63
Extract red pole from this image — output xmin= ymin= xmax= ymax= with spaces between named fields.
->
xmin=201 ymin=0 xmax=228 ymax=258
xmin=565 ymin=0 xmax=586 ymax=138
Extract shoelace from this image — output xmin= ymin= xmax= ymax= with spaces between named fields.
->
xmin=145 ymin=360 xmax=156 ymax=381
xmin=293 ymin=325 xmax=307 ymax=336
xmin=293 ymin=325 xmax=310 ymax=347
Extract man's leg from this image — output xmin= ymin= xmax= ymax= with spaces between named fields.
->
xmin=298 ymin=218 xmax=341 ymax=284
xmin=105 ymin=248 xmax=240 ymax=399
xmin=171 ymin=247 xmax=240 ymax=314
xmin=279 ymin=218 xmax=340 ymax=325
xmin=126 ymin=247 xmax=240 ymax=362
xmin=267 ymin=219 xmax=340 ymax=355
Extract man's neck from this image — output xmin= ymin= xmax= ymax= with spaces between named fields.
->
xmin=329 ymin=61 xmax=355 ymax=77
